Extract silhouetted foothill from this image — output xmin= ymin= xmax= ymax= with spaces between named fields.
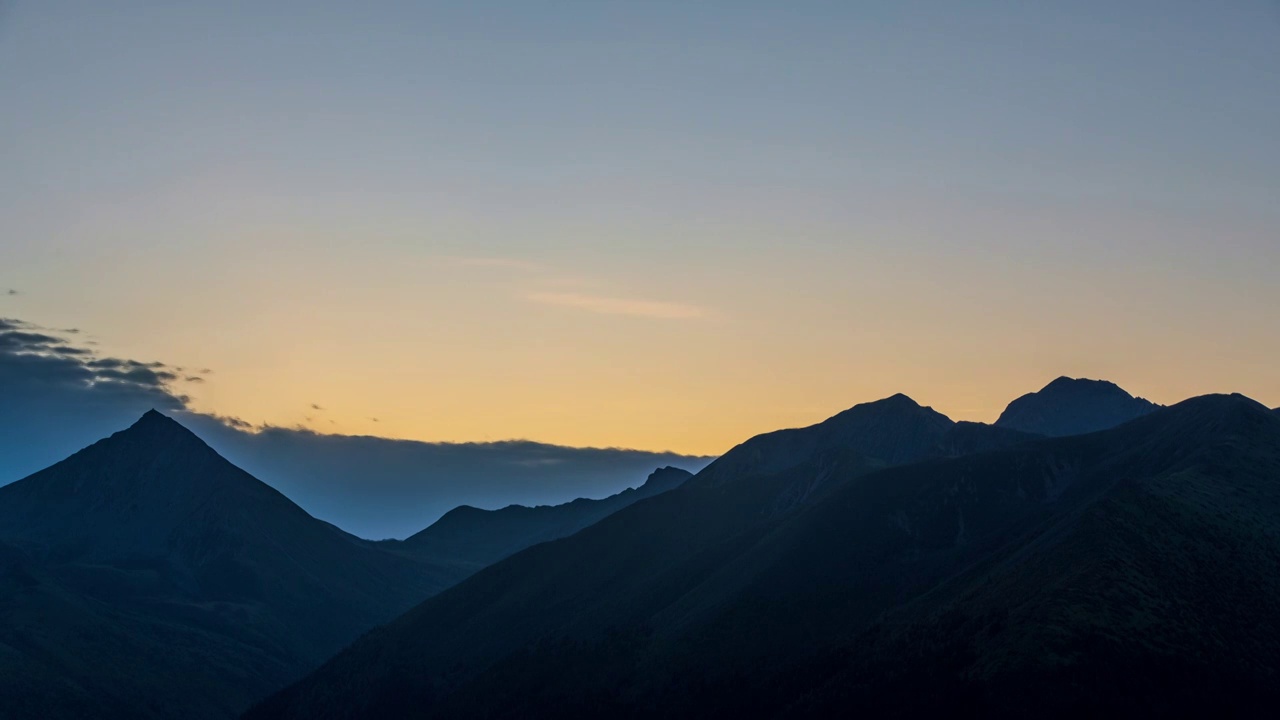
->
xmin=392 ymin=465 xmax=694 ymax=570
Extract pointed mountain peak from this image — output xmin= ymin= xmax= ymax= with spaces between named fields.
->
xmin=0 ymin=408 xmax=307 ymax=560
xmin=882 ymin=392 xmax=921 ymax=406
xmin=132 ymin=408 xmax=179 ymax=427
xmin=123 ymin=409 xmax=207 ymax=444
xmin=691 ymin=392 xmax=956 ymax=490
xmin=996 ymin=377 xmax=1159 ymax=437
xmin=829 ymin=393 xmax=922 ymax=416
xmin=830 ymin=392 xmax=948 ymax=425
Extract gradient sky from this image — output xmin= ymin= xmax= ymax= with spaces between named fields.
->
xmin=2 ymin=0 xmax=1278 ymax=456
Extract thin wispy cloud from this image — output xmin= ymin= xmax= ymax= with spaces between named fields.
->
xmin=527 ymin=292 xmax=713 ymax=320
xmin=447 ymin=256 xmax=714 ymax=320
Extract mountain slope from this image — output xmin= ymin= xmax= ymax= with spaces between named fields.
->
xmin=0 ymin=411 xmax=464 ymax=720
xmin=245 ymin=395 xmax=1044 ymax=719
xmin=393 ymin=467 xmax=692 ymax=571
xmin=690 ymin=393 xmax=954 ymax=489
xmin=995 ymin=376 xmax=1159 ymax=436
xmin=248 ymin=395 xmax=1280 ymax=719
xmin=792 ymin=394 xmax=1280 ymax=717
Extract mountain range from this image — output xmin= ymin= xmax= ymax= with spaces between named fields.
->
xmin=0 ymin=413 xmax=692 ymax=719
xmin=5 ymin=376 xmax=1276 ymax=718
xmin=249 ymin=384 xmax=1280 ymax=718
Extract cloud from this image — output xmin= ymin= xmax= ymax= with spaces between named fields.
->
xmin=0 ymin=330 xmax=64 ymax=350
xmin=181 ymin=416 xmax=715 ymax=540
xmin=0 ymin=320 xmax=183 ymax=401
xmin=207 ymin=414 xmax=253 ymax=430
xmin=0 ymin=314 xmax=716 ymax=541
xmin=526 ymin=292 xmax=714 ymax=320
xmin=449 ymin=257 xmax=713 ymax=321
xmin=0 ymin=317 xmax=190 ymax=484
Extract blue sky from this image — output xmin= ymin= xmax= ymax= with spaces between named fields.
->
xmin=2 ymin=0 xmax=1277 ymax=456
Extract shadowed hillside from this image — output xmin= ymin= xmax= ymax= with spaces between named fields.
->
xmin=247 ymin=395 xmax=1280 ymax=719
xmin=0 ymin=412 xmax=463 ymax=719
xmin=245 ymin=395 xmax=1050 ymax=718
xmin=0 ymin=412 xmax=701 ymax=719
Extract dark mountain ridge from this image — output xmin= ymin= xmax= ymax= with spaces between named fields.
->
xmin=691 ymin=394 xmax=953 ymax=488
xmin=244 ymin=394 xmax=1044 ymax=718
xmin=0 ymin=411 xmax=463 ymax=719
xmin=995 ymin=376 xmax=1159 ymax=436
xmin=0 ymin=411 xmax=702 ymax=720
xmin=393 ymin=466 xmax=693 ymax=571
xmin=790 ymin=393 xmax=1280 ymax=717
xmin=690 ymin=393 xmax=1038 ymax=494
xmin=248 ymin=394 xmax=1280 ymax=719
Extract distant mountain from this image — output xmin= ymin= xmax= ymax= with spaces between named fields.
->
xmin=248 ymin=394 xmax=1280 ymax=719
xmin=392 ymin=467 xmax=693 ymax=571
xmin=0 ymin=411 xmax=465 ymax=720
xmin=995 ymin=376 xmax=1159 ymax=436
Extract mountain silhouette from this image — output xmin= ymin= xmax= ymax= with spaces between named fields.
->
xmin=243 ymin=395 xmax=1039 ymax=718
xmin=692 ymin=393 xmax=1034 ymax=487
xmin=392 ymin=466 xmax=693 ymax=571
xmin=0 ymin=411 xmax=465 ymax=720
xmin=247 ymin=394 xmax=1280 ymax=719
xmin=791 ymin=394 xmax=1280 ymax=717
xmin=994 ymin=376 xmax=1159 ymax=436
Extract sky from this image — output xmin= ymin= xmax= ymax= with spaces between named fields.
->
xmin=2 ymin=0 xmax=1278 ymax=458
xmin=0 ymin=316 xmax=711 ymax=538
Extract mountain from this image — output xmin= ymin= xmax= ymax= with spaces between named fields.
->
xmin=244 ymin=394 xmax=1044 ymax=719
xmin=787 ymin=394 xmax=1280 ymax=717
xmin=0 ymin=411 xmax=465 ymax=720
xmin=688 ymin=393 xmax=1035 ymax=492
xmin=994 ymin=376 xmax=1159 ymax=436
xmin=248 ymin=394 xmax=1280 ymax=719
xmin=392 ymin=467 xmax=693 ymax=572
